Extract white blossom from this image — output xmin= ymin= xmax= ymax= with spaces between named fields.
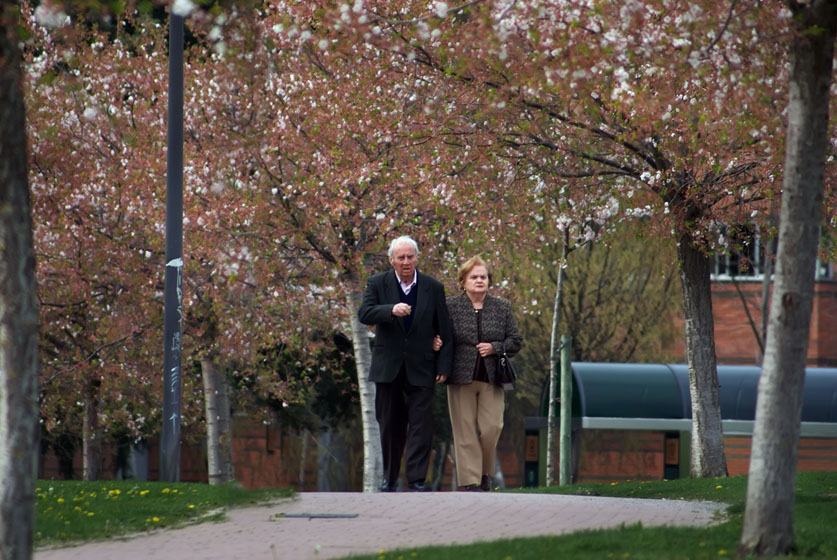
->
xmin=35 ymin=3 xmax=70 ymax=28
xmin=172 ymin=0 xmax=198 ymax=17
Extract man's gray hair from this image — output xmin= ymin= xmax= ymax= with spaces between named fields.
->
xmin=388 ymin=235 xmax=419 ymax=258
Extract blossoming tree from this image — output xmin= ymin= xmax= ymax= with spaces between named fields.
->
xmin=275 ymin=0 xmax=818 ymax=478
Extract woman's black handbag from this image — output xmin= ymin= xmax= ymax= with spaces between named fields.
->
xmin=495 ymin=342 xmax=518 ymax=389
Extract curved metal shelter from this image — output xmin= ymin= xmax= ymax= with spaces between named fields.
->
xmin=524 ymin=363 xmax=837 ymax=486
xmin=569 ymin=363 xmax=837 ymax=436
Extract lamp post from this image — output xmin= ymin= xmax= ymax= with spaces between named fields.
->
xmin=161 ymin=11 xmax=184 ymax=482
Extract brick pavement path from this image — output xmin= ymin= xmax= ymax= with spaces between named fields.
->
xmin=34 ymin=491 xmax=724 ymax=560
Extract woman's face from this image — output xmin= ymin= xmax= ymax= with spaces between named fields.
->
xmin=463 ymin=265 xmax=489 ymax=296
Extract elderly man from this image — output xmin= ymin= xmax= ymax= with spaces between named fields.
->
xmin=358 ymin=235 xmax=453 ymax=492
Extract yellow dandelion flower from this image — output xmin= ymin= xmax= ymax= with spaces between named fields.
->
xmin=87 ymin=512 xmax=95 ymax=517
xmin=162 ymin=488 xmax=171 ymax=494
xmin=188 ymin=504 xmax=195 ymax=509
xmin=716 ymin=485 xmax=723 ymax=489
xmin=140 ymin=490 xmax=150 ymax=496
xmin=57 ymin=498 xmax=65 ymax=504
xmin=718 ymin=549 xmax=728 ymax=556
xmin=152 ymin=516 xmax=161 ymax=523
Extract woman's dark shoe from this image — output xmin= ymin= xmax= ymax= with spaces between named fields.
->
xmin=480 ymin=475 xmax=492 ymax=492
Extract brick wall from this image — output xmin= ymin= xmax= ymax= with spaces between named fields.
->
xmin=725 ymin=436 xmax=837 ymax=475
xmin=710 ymin=281 xmax=837 ymax=366
xmin=541 ymin=432 xmax=837 ymax=482
xmin=39 ymin=421 xmax=837 ymax=489
xmin=39 ymin=423 xmax=316 ymax=490
xmin=575 ymin=430 xmax=666 ymax=483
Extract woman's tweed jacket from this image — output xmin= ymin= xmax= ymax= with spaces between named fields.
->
xmin=446 ymin=292 xmax=523 ymax=385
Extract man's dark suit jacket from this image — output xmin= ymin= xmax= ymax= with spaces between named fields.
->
xmin=358 ymin=269 xmax=453 ymax=388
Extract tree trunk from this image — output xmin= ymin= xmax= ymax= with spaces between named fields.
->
xmin=431 ymin=438 xmax=449 ymax=491
xmin=201 ymin=358 xmax=233 ymax=485
xmin=83 ymin=377 xmax=102 ymax=481
xmin=347 ymin=288 xmax=383 ymax=492
xmin=0 ymin=5 xmax=39 ymax=557
xmin=298 ymin=429 xmax=309 ymax=491
xmin=545 ymin=231 xmax=569 ymax=486
xmin=677 ymin=235 xmax=728 ymax=477
xmin=316 ymin=427 xmax=332 ymax=491
xmin=758 ymin=232 xmax=775 ymax=366
xmin=740 ymin=3 xmax=836 ymax=555
xmin=493 ymin=455 xmax=506 ymax=491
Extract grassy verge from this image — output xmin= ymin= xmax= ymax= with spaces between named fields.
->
xmin=359 ymin=471 xmax=837 ymax=560
xmin=35 ymin=479 xmax=293 ymax=547
xmin=35 ymin=472 xmax=837 ymax=558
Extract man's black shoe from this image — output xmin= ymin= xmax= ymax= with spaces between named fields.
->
xmin=380 ymin=480 xmax=397 ymax=492
xmin=407 ymin=481 xmax=432 ymax=492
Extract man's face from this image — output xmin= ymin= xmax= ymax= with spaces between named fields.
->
xmin=390 ymin=243 xmax=417 ymax=284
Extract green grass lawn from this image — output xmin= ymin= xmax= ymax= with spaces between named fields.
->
xmin=360 ymin=471 xmax=837 ymax=560
xmin=35 ymin=479 xmax=292 ymax=547
xmin=35 ymin=472 xmax=837 ymax=559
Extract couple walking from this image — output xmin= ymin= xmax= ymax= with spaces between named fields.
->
xmin=358 ymin=235 xmax=523 ymax=492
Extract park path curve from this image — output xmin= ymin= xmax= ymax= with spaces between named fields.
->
xmin=35 ymin=491 xmax=725 ymax=560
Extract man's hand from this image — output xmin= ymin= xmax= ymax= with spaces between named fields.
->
xmin=432 ymin=335 xmax=443 ymax=351
xmin=435 ymin=374 xmax=447 ymax=384
xmin=392 ymin=302 xmax=412 ymax=317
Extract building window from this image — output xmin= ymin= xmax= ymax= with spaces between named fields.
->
xmin=817 ymin=258 xmax=834 ymax=280
xmin=711 ymin=225 xmax=833 ymax=281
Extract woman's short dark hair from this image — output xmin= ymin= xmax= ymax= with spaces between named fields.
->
xmin=457 ymin=255 xmax=492 ymax=289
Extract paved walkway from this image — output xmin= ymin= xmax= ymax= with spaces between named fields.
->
xmin=35 ymin=491 xmax=724 ymax=560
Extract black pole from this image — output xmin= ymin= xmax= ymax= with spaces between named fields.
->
xmin=161 ymin=12 xmax=184 ymax=482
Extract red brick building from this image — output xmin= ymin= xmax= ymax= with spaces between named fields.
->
xmin=712 ymin=280 xmax=837 ymax=367
xmin=566 ymin=257 xmax=837 ymax=484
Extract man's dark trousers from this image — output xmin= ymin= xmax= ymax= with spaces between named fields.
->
xmin=376 ymin=365 xmax=435 ymax=486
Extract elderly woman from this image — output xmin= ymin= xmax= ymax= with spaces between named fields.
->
xmin=439 ymin=256 xmax=522 ymax=491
